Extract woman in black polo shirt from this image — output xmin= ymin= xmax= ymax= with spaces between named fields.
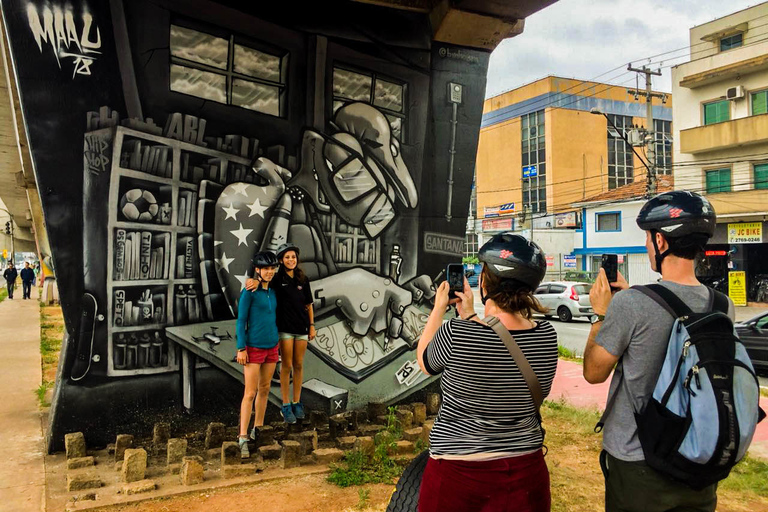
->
xmin=273 ymin=243 xmax=315 ymax=424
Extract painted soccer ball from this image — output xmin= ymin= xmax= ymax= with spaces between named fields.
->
xmin=120 ymin=189 xmax=159 ymax=221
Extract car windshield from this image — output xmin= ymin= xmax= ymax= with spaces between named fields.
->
xmin=573 ymin=284 xmax=592 ymax=294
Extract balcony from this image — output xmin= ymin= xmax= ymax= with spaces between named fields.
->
xmin=679 ymin=114 xmax=768 ymax=154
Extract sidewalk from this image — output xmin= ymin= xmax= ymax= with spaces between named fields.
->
xmin=550 ymin=360 xmax=768 ymax=460
xmin=0 ymin=287 xmax=45 ymax=511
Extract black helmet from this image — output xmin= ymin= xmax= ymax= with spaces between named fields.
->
xmin=276 ymin=243 xmax=300 ymax=260
xmin=636 ymin=191 xmax=716 ymax=239
xmin=252 ymin=251 xmax=278 ymax=268
xmin=478 ymin=233 xmax=547 ymax=291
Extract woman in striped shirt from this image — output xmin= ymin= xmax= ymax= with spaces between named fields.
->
xmin=416 ymin=233 xmax=558 ymax=512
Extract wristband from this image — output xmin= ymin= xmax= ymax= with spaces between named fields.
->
xmin=238 ymin=348 xmax=247 ymax=352
xmin=463 ymin=313 xmax=478 ymax=321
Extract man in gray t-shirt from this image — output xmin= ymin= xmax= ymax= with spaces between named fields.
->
xmin=584 ymin=191 xmax=725 ymax=512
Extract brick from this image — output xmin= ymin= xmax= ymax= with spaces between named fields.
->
xmin=344 ymin=410 xmax=367 ymax=430
xmin=206 ymin=448 xmax=221 ymax=461
xmin=222 ymin=462 xmax=262 ymax=478
xmin=287 ymin=430 xmax=317 ymax=455
xmin=67 ymin=474 xmax=102 ymax=491
xmin=180 ymin=458 xmax=204 ymax=485
xmin=67 ymin=456 xmax=95 ymax=470
xmin=257 ymin=425 xmax=275 ymax=446
xmin=73 ymin=492 xmax=96 ymax=501
xmin=354 ymin=436 xmax=375 ymax=456
xmin=336 ymin=436 xmax=357 ymax=451
xmin=375 ymin=430 xmax=396 ymax=449
xmin=329 ymin=415 xmax=348 ymax=439
xmin=426 ymin=393 xmax=441 ymax=415
xmin=204 ymin=422 xmax=226 ymax=450
xmin=422 ymin=420 xmax=434 ymax=445
xmin=122 ymin=479 xmax=156 ymax=495
xmin=312 ymin=448 xmax=344 ymax=464
xmin=166 ymin=438 xmax=187 ymax=465
xmin=402 ymin=427 xmax=423 ymax=443
xmin=153 ymin=423 xmax=170 ymax=448
xmin=225 ymin=426 xmax=239 ymax=441
xmin=168 ymin=463 xmax=181 ymax=475
xmin=411 ymin=403 xmax=427 ymax=426
xmin=395 ymin=409 xmax=413 ymax=430
xmin=280 ymin=440 xmax=301 ymax=469
xmin=376 ymin=415 xmax=389 ymax=425
xmin=106 ymin=443 xmax=115 ymax=456
xmin=258 ymin=443 xmax=282 ymax=460
xmin=368 ymin=402 xmax=387 ymax=419
xmin=64 ymin=432 xmax=86 ymax=459
xmin=309 ymin=410 xmax=328 ymax=428
xmin=221 ymin=441 xmax=241 ymax=466
xmin=358 ymin=424 xmax=385 ymax=436
xmin=114 ymin=434 xmax=134 ymax=462
xmin=122 ymin=448 xmax=147 ymax=483
xmin=395 ymin=440 xmax=414 ymax=455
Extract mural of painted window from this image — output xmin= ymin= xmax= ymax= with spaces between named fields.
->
xmin=169 ymin=24 xmax=287 ymax=117
xmin=332 ymin=67 xmax=406 ymax=141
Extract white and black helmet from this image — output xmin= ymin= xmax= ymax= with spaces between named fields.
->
xmin=478 ymin=233 xmax=547 ymax=291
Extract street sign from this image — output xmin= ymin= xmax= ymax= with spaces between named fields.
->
xmin=522 ymin=165 xmax=538 ymax=178
xmin=728 ymin=271 xmax=747 ymax=307
xmin=563 ymin=254 xmax=577 ymax=268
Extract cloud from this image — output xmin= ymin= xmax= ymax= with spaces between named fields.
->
xmin=485 ymin=0 xmax=757 ymax=98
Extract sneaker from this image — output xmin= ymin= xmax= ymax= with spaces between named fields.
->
xmin=281 ymin=403 xmax=297 ymax=424
xmin=292 ymin=402 xmax=305 ymax=420
xmin=238 ymin=437 xmax=250 ymax=458
xmin=249 ymin=426 xmax=260 ymax=442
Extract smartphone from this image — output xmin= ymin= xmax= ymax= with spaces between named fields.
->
xmin=601 ymin=254 xmax=618 ymax=284
xmin=446 ymin=264 xmax=464 ymax=299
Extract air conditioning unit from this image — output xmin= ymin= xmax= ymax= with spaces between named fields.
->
xmin=726 ymin=85 xmax=745 ymax=100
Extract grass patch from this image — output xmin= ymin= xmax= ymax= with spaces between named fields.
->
xmin=558 ymin=344 xmax=582 ymax=363
xmin=760 ymin=387 xmax=768 ymax=398
xmin=37 ymin=305 xmax=64 ymax=408
xmin=35 ymin=382 xmax=52 ymax=407
xmin=0 ymin=287 xmax=6 ymax=304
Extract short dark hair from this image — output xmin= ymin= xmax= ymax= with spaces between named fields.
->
xmin=663 ymin=233 xmax=708 ymax=261
xmin=481 ymin=266 xmax=547 ymax=319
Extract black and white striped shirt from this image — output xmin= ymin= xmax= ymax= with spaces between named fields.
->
xmin=423 ymin=318 xmax=558 ymax=457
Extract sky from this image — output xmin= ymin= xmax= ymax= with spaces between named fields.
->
xmin=485 ymin=0 xmax=762 ymax=98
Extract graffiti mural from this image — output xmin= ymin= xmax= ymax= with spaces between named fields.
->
xmin=1 ymin=0 xmax=491 ymax=449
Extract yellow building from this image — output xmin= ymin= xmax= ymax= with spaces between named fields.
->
xmin=475 ymin=76 xmax=672 ymax=239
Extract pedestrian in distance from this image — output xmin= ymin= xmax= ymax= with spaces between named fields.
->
xmin=3 ymin=261 xmax=17 ymax=299
xmin=416 ymin=233 xmax=558 ymax=512
xmin=584 ymin=191 xmax=764 ymax=512
xmin=236 ymin=251 xmax=280 ymax=459
xmin=20 ymin=261 xmax=35 ymax=300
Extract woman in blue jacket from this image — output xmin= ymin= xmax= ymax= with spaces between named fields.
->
xmin=236 ymin=251 xmax=279 ymax=458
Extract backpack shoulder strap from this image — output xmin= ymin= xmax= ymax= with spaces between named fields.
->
xmin=711 ymin=289 xmax=730 ymax=315
xmin=484 ymin=316 xmax=544 ymax=411
xmin=631 ymin=284 xmax=693 ymax=319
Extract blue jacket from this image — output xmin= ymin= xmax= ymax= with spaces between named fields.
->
xmin=236 ymin=286 xmax=278 ymax=350
xmin=20 ymin=268 xmax=35 ymax=283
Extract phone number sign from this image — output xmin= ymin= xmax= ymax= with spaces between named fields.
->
xmin=728 ymin=222 xmax=762 ymax=244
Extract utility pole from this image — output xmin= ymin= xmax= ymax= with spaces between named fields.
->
xmin=627 ymin=65 xmax=664 ymax=196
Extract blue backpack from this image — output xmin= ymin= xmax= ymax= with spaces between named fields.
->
xmin=600 ymin=284 xmax=766 ymax=489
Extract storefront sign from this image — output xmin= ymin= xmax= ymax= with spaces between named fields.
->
xmin=483 ymin=203 xmax=515 ymax=218
xmin=423 ymin=232 xmax=464 ymax=257
xmin=545 ymin=255 xmax=555 ymax=267
xmin=727 ymin=222 xmax=762 ymax=244
xmin=523 ymin=165 xmax=537 ymax=178
xmin=555 ymin=211 xmax=578 ymax=228
xmin=483 ymin=205 xmax=499 ymax=217
xmin=617 ymin=254 xmax=624 ymax=264
xmin=481 ymin=217 xmax=513 ymax=231
xmin=563 ymin=254 xmax=577 ymax=268
xmin=728 ymin=271 xmax=747 ymax=307
xmin=705 ymin=250 xmax=727 ymax=257
xmin=498 ymin=202 xmax=515 ymax=214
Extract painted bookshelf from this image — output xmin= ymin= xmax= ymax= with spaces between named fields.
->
xmin=317 ymin=212 xmax=380 ymax=271
xmin=104 ymin=125 xmax=253 ymax=377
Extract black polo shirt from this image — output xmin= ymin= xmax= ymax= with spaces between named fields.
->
xmin=273 ymin=270 xmax=313 ymax=334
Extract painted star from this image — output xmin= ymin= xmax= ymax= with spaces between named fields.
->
xmin=231 ymin=182 xmax=250 ymax=197
xmin=222 ymin=203 xmax=239 ymax=221
xmin=247 ymin=197 xmax=268 ymax=218
xmin=215 ymin=252 xmax=235 ymax=273
xmin=230 ymin=223 xmax=253 ymax=246
xmin=234 ymin=272 xmax=250 ymax=290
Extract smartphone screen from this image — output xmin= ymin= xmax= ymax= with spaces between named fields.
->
xmin=601 ymin=254 xmax=618 ymax=283
xmin=446 ymin=264 xmax=464 ymax=298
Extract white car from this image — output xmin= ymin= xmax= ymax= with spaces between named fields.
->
xmin=534 ymin=281 xmax=594 ymax=322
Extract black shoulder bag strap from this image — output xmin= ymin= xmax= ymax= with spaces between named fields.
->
xmin=595 ymin=284 xmax=689 ymax=432
xmin=483 ymin=316 xmax=544 ymax=410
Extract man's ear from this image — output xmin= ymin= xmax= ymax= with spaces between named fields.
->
xmin=655 ymin=231 xmax=669 ymax=253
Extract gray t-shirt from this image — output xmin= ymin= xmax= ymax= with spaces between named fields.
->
xmin=595 ymin=281 xmax=735 ymax=462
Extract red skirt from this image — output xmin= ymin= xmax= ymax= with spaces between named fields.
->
xmin=418 ymin=450 xmax=550 ymax=512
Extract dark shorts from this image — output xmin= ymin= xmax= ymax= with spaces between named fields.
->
xmin=600 ymin=450 xmax=717 ymax=512
xmin=246 ymin=345 xmax=279 ymax=364
xmin=418 ymin=450 xmax=550 ymax=512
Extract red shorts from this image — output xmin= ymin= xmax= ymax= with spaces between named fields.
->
xmin=418 ymin=450 xmax=550 ymax=512
xmin=246 ymin=345 xmax=279 ymax=364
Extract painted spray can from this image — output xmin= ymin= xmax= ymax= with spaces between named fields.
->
xmin=262 ymin=193 xmax=292 ymax=252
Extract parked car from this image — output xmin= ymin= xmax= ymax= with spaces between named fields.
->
xmin=735 ymin=312 xmax=768 ymax=376
xmin=534 ymin=281 xmax=594 ymax=322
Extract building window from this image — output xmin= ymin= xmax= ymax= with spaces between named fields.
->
xmin=706 ymin=168 xmax=731 ymax=193
xmin=755 ymin=163 xmax=768 ymax=190
xmin=465 ymin=232 xmax=478 ymax=259
xmin=752 ymin=90 xmax=767 ymax=116
xmin=521 ymin=110 xmax=546 ymax=214
xmin=654 ymin=119 xmax=672 ymax=175
xmin=169 ymin=24 xmax=287 ymax=117
xmin=332 ymin=66 xmax=406 ymax=140
xmin=720 ymin=33 xmax=743 ymax=51
xmin=596 ymin=212 xmax=621 ymax=232
xmin=607 ymin=114 xmax=633 ymax=189
xmin=703 ymin=100 xmax=730 ymax=125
